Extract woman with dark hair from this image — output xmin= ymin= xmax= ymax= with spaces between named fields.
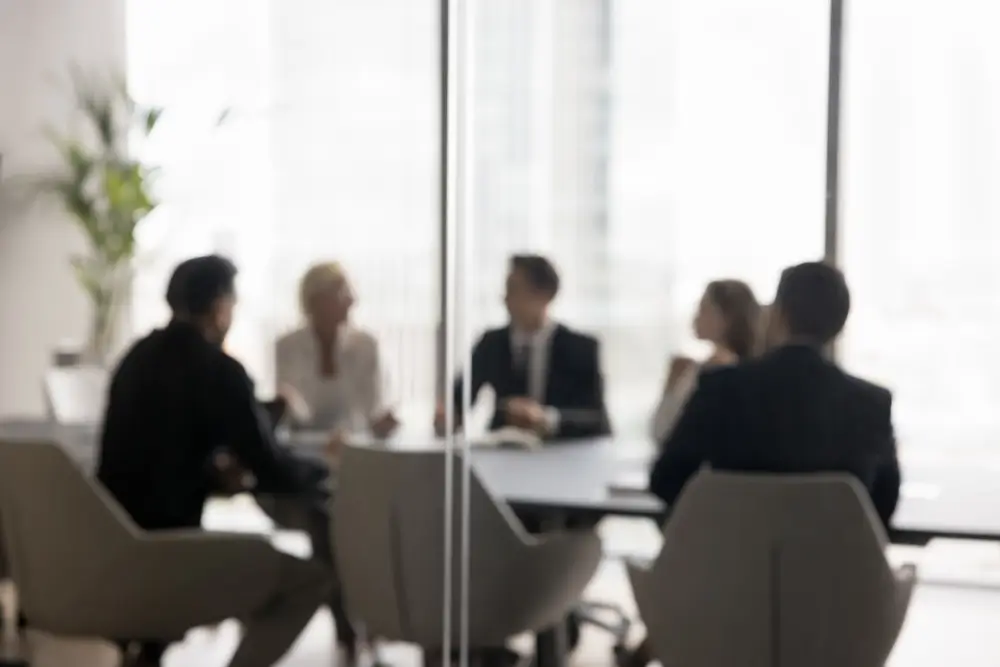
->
xmin=649 ymin=279 xmax=761 ymax=443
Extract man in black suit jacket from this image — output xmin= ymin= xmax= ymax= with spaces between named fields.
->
xmin=438 ymin=254 xmax=611 ymax=440
xmin=649 ymin=261 xmax=901 ymax=528
xmin=617 ymin=262 xmax=902 ymax=667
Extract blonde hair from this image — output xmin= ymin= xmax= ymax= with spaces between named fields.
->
xmin=299 ymin=261 xmax=347 ymax=316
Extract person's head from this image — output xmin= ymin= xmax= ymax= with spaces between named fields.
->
xmin=165 ymin=255 xmax=238 ymax=345
xmin=504 ymin=254 xmax=560 ymax=329
xmin=299 ymin=262 xmax=355 ymax=337
xmin=770 ymin=261 xmax=850 ymax=347
xmin=692 ymin=279 xmax=761 ymax=360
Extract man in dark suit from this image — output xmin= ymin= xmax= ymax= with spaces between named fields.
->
xmin=97 ymin=255 xmax=352 ymax=667
xmin=614 ymin=262 xmax=902 ymax=667
xmin=434 ymin=255 xmax=609 ymax=657
xmin=650 ymin=260 xmax=901 ymax=528
xmin=437 ymin=254 xmax=611 ymax=440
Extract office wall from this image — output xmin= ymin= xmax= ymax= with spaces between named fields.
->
xmin=0 ymin=0 xmax=126 ymax=416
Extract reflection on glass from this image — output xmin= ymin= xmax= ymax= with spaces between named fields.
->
xmin=841 ymin=0 xmax=1000 ymax=454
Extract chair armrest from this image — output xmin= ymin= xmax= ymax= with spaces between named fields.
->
xmin=528 ymin=529 xmax=603 ymax=575
xmin=624 ymin=557 xmax=655 ymax=595
xmin=501 ymin=530 xmax=602 ymax=631
xmin=893 ymin=563 xmax=917 ymax=616
xmin=124 ymin=530 xmax=282 ymax=592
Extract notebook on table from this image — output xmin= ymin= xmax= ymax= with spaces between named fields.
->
xmin=608 ymin=470 xmax=649 ymax=495
xmin=470 ymin=427 xmax=543 ymax=451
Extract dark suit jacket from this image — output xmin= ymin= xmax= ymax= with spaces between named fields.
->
xmin=97 ymin=320 xmax=310 ymax=530
xmin=454 ymin=324 xmax=611 ymax=440
xmin=649 ymin=345 xmax=901 ymax=529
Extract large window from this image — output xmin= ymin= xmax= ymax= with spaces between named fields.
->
xmin=840 ymin=0 xmax=1000 ymax=454
xmin=465 ymin=0 xmax=828 ymax=435
xmin=127 ymin=0 xmax=440 ymax=422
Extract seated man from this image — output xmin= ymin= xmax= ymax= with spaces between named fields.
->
xmin=436 ymin=254 xmax=610 ymax=654
xmin=97 ymin=255 xmax=352 ymax=667
xmin=623 ymin=261 xmax=901 ymax=667
xmin=437 ymin=254 xmax=611 ymax=440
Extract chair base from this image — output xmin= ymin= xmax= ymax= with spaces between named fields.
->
xmin=575 ymin=600 xmax=631 ymax=652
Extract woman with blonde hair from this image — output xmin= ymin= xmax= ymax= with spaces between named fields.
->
xmin=276 ymin=262 xmax=399 ymax=441
xmin=649 ymin=279 xmax=761 ymax=444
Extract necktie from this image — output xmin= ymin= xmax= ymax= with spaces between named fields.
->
xmin=510 ymin=341 xmax=530 ymax=396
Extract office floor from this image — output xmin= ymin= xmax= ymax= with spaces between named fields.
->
xmin=22 ymin=508 xmax=1000 ymax=667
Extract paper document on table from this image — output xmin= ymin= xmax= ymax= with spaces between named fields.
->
xmin=608 ymin=470 xmax=649 ymax=495
xmin=470 ymin=427 xmax=542 ymax=451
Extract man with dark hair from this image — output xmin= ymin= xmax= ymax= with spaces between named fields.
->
xmin=437 ymin=253 xmax=610 ymax=440
xmin=434 ymin=254 xmax=609 ymax=658
xmin=649 ymin=261 xmax=900 ymax=525
xmin=97 ymin=255 xmax=350 ymax=667
xmin=620 ymin=262 xmax=901 ymax=667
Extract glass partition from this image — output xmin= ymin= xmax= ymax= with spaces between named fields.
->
xmin=840 ymin=0 xmax=1000 ymax=456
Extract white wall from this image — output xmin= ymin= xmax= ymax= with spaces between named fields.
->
xmin=0 ymin=0 xmax=126 ymax=416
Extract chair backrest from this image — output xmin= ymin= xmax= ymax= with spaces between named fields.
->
xmin=333 ymin=446 xmax=526 ymax=647
xmin=643 ymin=470 xmax=899 ymax=667
xmin=0 ymin=441 xmax=136 ymax=623
xmin=44 ymin=367 xmax=109 ymax=424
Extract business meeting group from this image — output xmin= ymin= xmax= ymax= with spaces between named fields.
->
xmin=0 ymin=248 xmax=908 ymax=667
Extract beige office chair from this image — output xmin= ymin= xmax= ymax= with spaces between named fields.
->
xmin=0 ymin=440 xmax=288 ymax=647
xmin=628 ymin=471 xmax=916 ymax=667
xmin=333 ymin=446 xmax=603 ymax=657
xmin=43 ymin=367 xmax=109 ymax=425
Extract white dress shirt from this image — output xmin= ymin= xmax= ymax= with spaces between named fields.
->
xmin=275 ymin=325 xmax=385 ymax=433
xmin=509 ymin=320 xmax=560 ymax=431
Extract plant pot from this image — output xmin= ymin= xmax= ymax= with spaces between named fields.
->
xmin=79 ymin=263 xmax=131 ymax=368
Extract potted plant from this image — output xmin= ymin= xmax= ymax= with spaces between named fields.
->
xmin=34 ymin=71 xmax=162 ymax=365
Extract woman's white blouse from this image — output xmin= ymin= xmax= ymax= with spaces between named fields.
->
xmin=648 ymin=363 xmax=701 ymax=444
xmin=275 ymin=325 xmax=385 ymax=433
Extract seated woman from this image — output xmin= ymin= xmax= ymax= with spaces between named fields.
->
xmin=622 ymin=279 xmax=761 ymax=667
xmin=649 ymin=279 xmax=761 ymax=444
xmin=276 ymin=262 xmax=399 ymax=442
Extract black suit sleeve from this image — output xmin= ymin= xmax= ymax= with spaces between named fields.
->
xmin=452 ymin=333 xmax=491 ymax=425
xmin=551 ymin=336 xmax=611 ymax=439
xmin=648 ymin=368 xmax=729 ymax=505
xmin=216 ymin=356 xmax=305 ymax=494
xmin=870 ymin=388 xmax=901 ymax=529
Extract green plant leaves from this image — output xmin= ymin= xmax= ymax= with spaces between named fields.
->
xmin=142 ymin=106 xmax=163 ymax=135
xmin=32 ymin=69 xmax=162 ymax=270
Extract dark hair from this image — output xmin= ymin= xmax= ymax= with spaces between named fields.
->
xmin=165 ymin=255 xmax=238 ymax=317
xmin=510 ymin=254 xmax=560 ymax=298
xmin=774 ymin=261 xmax=850 ymax=345
xmin=704 ymin=279 xmax=761 ymax=360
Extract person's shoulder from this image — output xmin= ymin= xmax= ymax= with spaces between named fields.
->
xmin=553 ymin=323 xmax=599 ymax=349
xmin=275 ymin=326 xmax=310 ymax=352
xmin=342 ymin=325 xmax=380 ymax=356
xmin=695 ymin=363 xmax=742 ymax=392
xmin=215 ymin=348 xmax=254 ymax=389
xmin=478 ymin=326 xmax=509 ymax=346
xmin=843 ymin=371 xmax=892 ymax=407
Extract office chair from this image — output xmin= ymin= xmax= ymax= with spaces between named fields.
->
xmin=628 ymin=471 xmax=915 ymax=667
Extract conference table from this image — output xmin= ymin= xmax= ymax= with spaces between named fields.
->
xmin=3 ymin=419 xmax=1000 ymax=667
xmin=2 ymin=419 xmax=1000 ymax=547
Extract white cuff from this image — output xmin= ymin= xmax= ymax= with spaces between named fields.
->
xmin=543 ymin=406 xmax=560 ymax=436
